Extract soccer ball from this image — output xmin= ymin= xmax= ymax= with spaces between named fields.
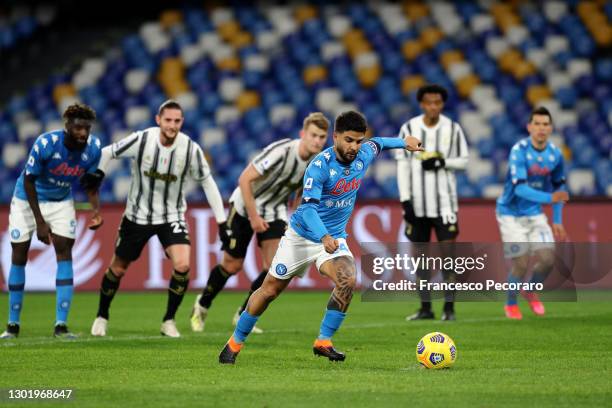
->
xmin=416 ymin=332 xmax=457 ymax=369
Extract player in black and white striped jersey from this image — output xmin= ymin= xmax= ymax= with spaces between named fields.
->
xmin=395 ymin=84 xmax=469 ymax=321
xmin=90 ymin=100 xmax=227 ymax=338
xmin=190 ymin=113 xmax=329 ymax=334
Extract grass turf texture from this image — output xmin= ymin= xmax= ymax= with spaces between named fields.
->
xmin=1 ymin=291 xmax=611 ymax=407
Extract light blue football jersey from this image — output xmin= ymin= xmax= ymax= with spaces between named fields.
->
xmin=496 ymin=137 xmax=565 ymax=217
xmin=291 ymin=137 xmax=400 ymax=242
xmin=13 ymin=130 xmax=102 ymax=202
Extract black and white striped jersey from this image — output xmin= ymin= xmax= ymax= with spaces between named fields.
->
xmin=229 ymin=138 xmax=309 ymax=222
xmin=395 ymin=114 xmax=469 ymax=218
xmin=102 ymin=127 xmax=215 ymax=225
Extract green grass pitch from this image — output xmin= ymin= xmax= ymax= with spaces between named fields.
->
xmin=1 ymin=291 xmax=611 ymax=407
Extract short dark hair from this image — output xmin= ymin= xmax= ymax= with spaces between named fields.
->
xmin=334 ymin=110 xmax=367 ymax=133
xmin=529 ymin=106 xmax=553 ymax=124
xmin=416 ymin=84 xmax=448 ymax=102
xmin=63 ymin=103 xmax=96 ymax=122
xmin=158 ymin=99 xmax=183 ymax=116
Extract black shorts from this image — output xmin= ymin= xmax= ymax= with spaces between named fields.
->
xmin=222 ymin=205 xmax=287 ymax=259
xmin=115 ymin=217 xmax=191 ymax=262
xmin=402 ymin=201 xmax=459 ymax=242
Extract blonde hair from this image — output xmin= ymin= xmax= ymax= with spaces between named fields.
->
xmin=302 ymin=112 xmax=330 ymax=131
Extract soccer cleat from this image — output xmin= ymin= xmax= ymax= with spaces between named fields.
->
xmin=91 ymin=317 xmax=108 ymax=336
xmin=232 ymin=307 xmax=264 ymax=334
xmin=190 ymin=294 xmax=208 ymax=332
xmin=0 ymin=323 xmax=20 ymax=339
xmin=161 ymin=319 xmax=181 ymax=338
xmin=313 ymin=339 xmax=346 ymax=362
xmin=441 ymin=310 xmax=456 ymax=321
xmin=504 ymin=304 xmax=523 ymax=320
xmin=53 ymin=324 xmax=77 ymax=339
xmin=219 ymin=336 xmax=242 ymax=364
xmin=522 ymin=291 xmax=545 ymax=316
xmin=406 ymin=309 xmax=435 ymax=321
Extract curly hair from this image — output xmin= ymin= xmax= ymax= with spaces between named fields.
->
xmin=63 ymin=103 xmax=96 ymax=122
xmin=334 ymin=110 xmax=367 ymax=134
xmin=416 ymin=84 xmax=448 ymax=102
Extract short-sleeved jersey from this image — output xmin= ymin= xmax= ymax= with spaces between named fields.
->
xmin=496 ymin=137 xmax=565 ymax=217
xmin=108 ymin=127 xmax=211 ymax=225
xmin=229 ymin=138 xmax=309 ymax=222
xmin=290 ymin=138 xmax=383 ymax=242
xmin=13 ymin=130 xmax=102 ymax=202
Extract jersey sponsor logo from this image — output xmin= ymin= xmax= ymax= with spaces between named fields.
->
xmin=313 ymin=160 xmax=322 ymax=168
xmin=527 ymin=164 xmax=551 ymax=177
xmin=144 ymin=169 xmax=178 ymax=182
xmin=330 ymin=169 xmax=337 ymax=177
xmin=330 ymin=198 xmax=354 ymax=208
xmin=52 ymin=152 xmax=62 ymax=159
xmin=51 ymin=135 xmax=59 ymax=144
xmin=323 ymin=152 xmax=331 ymax=161
xmin=33 ymin=145 xmax=40 ymax=154
xmin=49 ymin=163 xmax=85 ymax=177
xmin=331 ymin=178 xmax=361 ymax=196
xmin=275 ymin=263 xmax=287 ymax=276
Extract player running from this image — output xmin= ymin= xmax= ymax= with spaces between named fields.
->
xmin=218 ymin=110 xmax=423 ymax=364
xmin=190 ymin=113 xmax=329 ymax=334
xmin=496 ymin=106 xmax=569 ymax=320
xmin=90 ymin=100 xmax=227 ymax=338
xmin=1 ymin=103 xmax=103 ymax=339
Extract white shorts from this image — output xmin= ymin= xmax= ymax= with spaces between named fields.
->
xmin=269 ymin=227 xmax=354 ymax=280
xmin=496 ymin=213 xmax=554 ymax=258
xmin=8 ymin=197 xmax=76 ymax=243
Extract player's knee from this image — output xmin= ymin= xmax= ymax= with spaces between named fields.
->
xmin=110 ymin=265 xmax=127 ymax=278
xmin=173 ymin=261 xmax=190 ymax=274
xmin=222 ymin=258 xmax=242 ymax=275
xmin=537 ymin=252 xmax=555 ymax=270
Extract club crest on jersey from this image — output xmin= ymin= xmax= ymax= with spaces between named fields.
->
xmin=355 ymin=160 xmax=364 ymax=171
xmin=331 ymin=177 xmax=361 ymax=195
xmin=81 ymin=153 xmax=89 ymax=161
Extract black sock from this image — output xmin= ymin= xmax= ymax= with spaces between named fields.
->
xmin=97 ymin=268 xmax=122 ymax=319
xmin=444 ymin=302 xmax=454 ymax=312
xmin=239 ymin=269 xmax=267 ymax=314
xmin=163 ymin=270 xmax=190 ymax=321
xmin=198 ymin=265 xmax=230 ymax=309
xmin=420 ymin=301 xmax=432 ymax=312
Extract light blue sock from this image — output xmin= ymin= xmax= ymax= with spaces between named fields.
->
xmin=8 ymin=264 xmax=26 ymax=325
xmin=55 ymin=261 xmax=74 ymax=325
xmin=529 ymin=271 xmax=547 ymax=287
xmin=233 ymin=311 xmax=259 ymax=343
xmin=507 ymin=274 xmax=522 ymax=306
xmin=318 ymin=309 xmax=346 ymax=340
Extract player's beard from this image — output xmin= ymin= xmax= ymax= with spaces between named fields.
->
xmin=66 ymin=134 xmax=87 ymax=151
xmin=336 ymin=145 xmax=357 ymax=163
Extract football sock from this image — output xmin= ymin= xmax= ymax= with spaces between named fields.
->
xmin=529 ymin=262 xmax=549 ymax=288
xmin=163 ymin=270 xmax=190 ymax=321
xmin=317 ymin=309 xmax=346 ymax=340
xmin=233 ymin=310 xmax=259 ymax=343
xmin=199 ymin=264 xmax=230 ymax=309
xmin=8 ymin=264 xmax=25 ymax=325
xmin=507 ymin=273 xmax=522 ymax=306
xmin=443 ymin=302 xmax=454 ymax=312
xmin=97 ymin=268 xmax=122 ymax=319
xmin=55 ymin=260 xmax=74 ymax=325
xmin=238 ymin=269 xmax=267 ymax=314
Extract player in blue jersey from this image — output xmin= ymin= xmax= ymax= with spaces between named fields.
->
xmin=218 ymin=111 xmax=423 ymax=363
xmin=1 ymin=103 xmax=104 ymax=339
xmin=496 ymin=106 xmax=569 ymax=320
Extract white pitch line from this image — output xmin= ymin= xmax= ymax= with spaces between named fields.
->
xmin=0 ymin=312 xmax=606 ymax=348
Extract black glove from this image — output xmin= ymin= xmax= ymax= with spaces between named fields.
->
xmin=218 ymin=222 xmax=231 ymax=247
xmin=401 ymin=200 xmax=417 ymax=224
xmin=421 ymin=156 xmax=445 ymax=171
xmin=79 ymin=169 xmax=105 ymax=193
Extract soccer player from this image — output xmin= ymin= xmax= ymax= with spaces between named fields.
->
xmin=218 ymin=111 xmax=423 ymax=364
xmin=90 ymin=100 xmax=227 ymax=337
xmin=1 ymin=103 xmax=103 ymax=339
xmin=395 ymin=84 xmax=469 ymax=321
xmin=496 ymin=106 xmax=568 ymax=319
xmin=190 ymin=113 xmax=329 ymax=334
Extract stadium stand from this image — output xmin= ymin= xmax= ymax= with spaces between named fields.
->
xmin=0 ymin=1 xmax=610 ymax=204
